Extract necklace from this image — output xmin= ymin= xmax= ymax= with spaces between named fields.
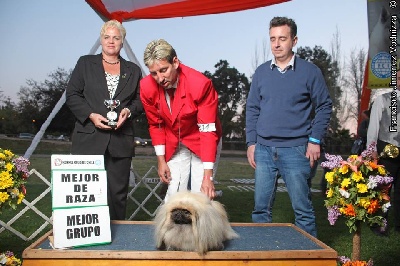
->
xmin=103 ymin=57 xmax=120 ymax=65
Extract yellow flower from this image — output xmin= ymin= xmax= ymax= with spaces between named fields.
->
xmin=359 ymin=198 xmax=370 ymax=209
xmin=348 ymin=155 xmax=358 ymax=160
xmin=0 ymin=192 xmax=10 ymax=203
xmin=0 ymin=173 xmax=14 ymax=189
xmin=327 ymin=188 xmax=334 ymax=198
xmin=325 ymin=171 xmax=335 ymax=184
xmin=6 ymin=162 xmax=14 ymax=172
xmin=378 ymin=166 xmax=386 ymax=175
xmin=341 ymin=178 xmax=351 ymax=188
xmin=0 ymin=148 xmax=30 ymax=212
xmin=17 ymin=193 xmax=24 ymax=204
xmin=4 ymin=149 xmax=13 ymax=156
xmin=351 ymin=171 xmax=364 ymax=182
xmin=339 ymin=164 xmax=349 ymax=174
xmin=357 ymin=183 xmax=368 ymax=193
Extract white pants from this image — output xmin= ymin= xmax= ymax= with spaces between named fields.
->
xmin=164 ymin=140 xmax=221 ymax=202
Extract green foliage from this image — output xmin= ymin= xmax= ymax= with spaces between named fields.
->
xmin=204 ymin=60 xmax=250 ymax=140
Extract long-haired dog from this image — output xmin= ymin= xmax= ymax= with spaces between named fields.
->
xmin=153 ymin=191 xmax=239 ymax=255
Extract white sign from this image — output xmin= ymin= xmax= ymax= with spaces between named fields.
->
xmin=51 ymin=154 xmax=105 ymax=170
xmin=52 ymin=206 xmax=111 ymax=249
xmin=52 ymin=170 xmax=108 ymax=209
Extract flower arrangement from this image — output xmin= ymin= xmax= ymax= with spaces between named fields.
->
xmin=338 ymin=256 xmax=373 ymax=266
xmin=0 ymin=251 xmax=21 ymax=266
xmin=321 ymin=144 xmax=393 ymax=233
xmin=0 ymin=148 xmax=30 ymax=212
xmin=321 ymin=143 xmax=393 ymax=262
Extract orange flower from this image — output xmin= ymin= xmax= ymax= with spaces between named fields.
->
xmin=367 ymin=199 xmax=379 ymax=214
xmin=343 ymin=204 xmax=356 ymax=216
xmin=368 ymin=161 xmax=379 ymax=169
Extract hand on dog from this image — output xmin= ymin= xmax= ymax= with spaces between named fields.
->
xmin=201 ymin=178 xmax=215 ymax=199
xmin=201 ymin=169 xmax=215 ymax=199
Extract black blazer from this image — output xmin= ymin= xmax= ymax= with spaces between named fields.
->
xmin=66 ymin=54 xmax=143 ymax=157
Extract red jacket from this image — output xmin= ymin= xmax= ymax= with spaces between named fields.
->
xmin=140 ymin=64 xmax=222 ymax=162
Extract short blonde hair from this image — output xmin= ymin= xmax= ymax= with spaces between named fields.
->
xmin=100 ymin=20 xmax=126 ymax=43
xmin=143 ymin=39 xmax=177 ymax=67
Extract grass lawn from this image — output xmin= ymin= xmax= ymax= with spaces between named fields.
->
xmin=1 ymin=138 xmax=400 ymax=265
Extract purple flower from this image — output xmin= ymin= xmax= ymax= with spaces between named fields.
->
xmin=368 ymin=175 xmax=393 ymax=186
xmin=12 ymin=156 xmax=30 ymax=178
xmin=379 ymin=219 xmax=388 ymax=232
xmin=327 ymin=206 xmax=341 ymax=225
xmin=5 ymin=251 xmax=14 ymax=257
xmin=361 ymin=143 xmax=376 ymax=158
xmin=321 ymin=153 xmax=343 ymax=169
xmin=338 ymin=256 xmax=351 ymax=264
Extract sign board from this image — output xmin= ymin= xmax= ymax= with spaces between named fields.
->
xmin=51 ymin=154 xmax=105 ymax=170
xmin=52 ymin=170 xmax=108 ymax=209
xmin=52 ymin=206 xmax=111 ymax=249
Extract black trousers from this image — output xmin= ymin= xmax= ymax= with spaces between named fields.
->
xmin=104 ymin=149 xmax=132 ymax=220
xmin=378 ymin=140 xmax=400 ymax=228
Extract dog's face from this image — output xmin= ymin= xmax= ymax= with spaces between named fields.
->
xmin=170 ymin=208 xmax=192 ymax=224
xmin=153 ymin=191 xmax=239 ymax=255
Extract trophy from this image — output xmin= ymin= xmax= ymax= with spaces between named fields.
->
xmin=379 ymin=143 xmax=399 ymax=159
xmin=104 ymin=100 xmax=120 ymax=128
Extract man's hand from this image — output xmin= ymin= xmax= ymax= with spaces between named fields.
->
xmin=201 ymin=177 xmax=215 ymax=199
xmin=306 ymin=142 xmax=321 ymax=168
xmin=157 ymin=157 xmax=171 ymax=184
xmin=247 ymin=144 xmax=256 ymax=169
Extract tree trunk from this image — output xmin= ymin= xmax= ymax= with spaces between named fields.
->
xmin=352 ymin=222 xmax=361 ymax=261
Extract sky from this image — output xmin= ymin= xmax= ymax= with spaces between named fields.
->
xmin=0 ymin=0 xmax=369 ymax=102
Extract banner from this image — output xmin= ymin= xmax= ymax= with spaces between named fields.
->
xmin=52 ymin=170 xmax=108 ymax=209
xmin=367 ymin=0 xmax=399 ymax=89
xmin=51 ymin=154 xmax=111 ymax=249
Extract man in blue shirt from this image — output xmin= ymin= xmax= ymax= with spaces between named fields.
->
xmin=246 ymin=16 xmax=332 ymax=237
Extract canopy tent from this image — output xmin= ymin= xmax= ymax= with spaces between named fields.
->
xmin=85 ymin=0 xmax=291 ymax=21
xmin=24 ymin=0 xmax=290 ymax=158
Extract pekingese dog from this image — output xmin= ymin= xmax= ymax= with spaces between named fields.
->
xmin=153 ymin=191 xmax=239 ymax=255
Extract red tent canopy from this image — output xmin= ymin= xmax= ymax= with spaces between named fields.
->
xmin=86 ymin=0 xmax=290 ymax=21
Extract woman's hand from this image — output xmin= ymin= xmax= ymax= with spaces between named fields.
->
xmin=89 ymin=113 xmax=112 ymax=130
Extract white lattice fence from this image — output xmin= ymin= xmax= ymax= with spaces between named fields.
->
xmin=127 ymin=165 xmax=164 ymax=220
xmin=0 ymin=169 xmax=52 ymax=241
xmin=0 ymin=166 xmax=163 ymax=241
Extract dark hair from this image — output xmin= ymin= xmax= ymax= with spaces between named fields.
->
xmin=269 ymin=17 xmax=297 ymax=39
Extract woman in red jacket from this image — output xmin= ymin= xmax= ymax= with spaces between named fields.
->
xmin=140 ymin=39 xmax=222 ymax=201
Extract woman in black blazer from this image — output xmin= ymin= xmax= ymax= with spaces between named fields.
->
xmin=66 ymin=20 xmax=142 ymax=220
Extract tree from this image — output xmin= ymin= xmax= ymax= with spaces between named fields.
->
xmin=204 ymin=60 xmax=250 ymax=140
xmin=0 ymin=99 xmax=19 ymax=135
xmin=17 ymin=68 xmax=75 ymax=135
xmin=342 ymin=48 xmax=367 ymax=122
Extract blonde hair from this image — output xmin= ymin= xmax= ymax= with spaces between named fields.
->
xmin=100 ymin=20 xmax=126 ymax=43
xmin=143 ymin=39 xmax=177 ymax=67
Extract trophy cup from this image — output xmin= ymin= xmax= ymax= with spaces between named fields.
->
xmin=104 ymin=100 xmax=120 ymax=128
xmin=379 ymin=143 xmax=399 ymax=159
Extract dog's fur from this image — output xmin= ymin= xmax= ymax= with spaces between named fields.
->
xmin=153 ymin=191 xmax=239 ymax=255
